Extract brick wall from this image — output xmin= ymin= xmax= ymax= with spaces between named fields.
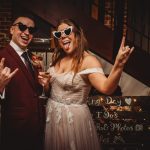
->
xmin=0 ymin=0 xmax=12 ymax=48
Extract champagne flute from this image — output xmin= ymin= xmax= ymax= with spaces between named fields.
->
xmin=35 ymin=54 xmax=49 ymax=99
xmin=39 ymin=66 xmax=50 ymax=99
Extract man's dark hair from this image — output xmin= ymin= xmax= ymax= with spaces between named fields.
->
xmin=12 ymin=14 xmax=37 ymax=25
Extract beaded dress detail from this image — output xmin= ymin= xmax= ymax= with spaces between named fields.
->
xmin=45 ymin=66 xmax=104 ymax=150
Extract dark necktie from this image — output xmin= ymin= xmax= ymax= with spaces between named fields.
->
xmin=22 ymin=51 xmax=34 ymax=76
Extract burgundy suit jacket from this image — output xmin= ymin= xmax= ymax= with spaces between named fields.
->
xmin=0 ymin=44 xmax=45 ymax=150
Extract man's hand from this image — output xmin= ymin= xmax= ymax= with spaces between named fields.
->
xmin=0 ymin=58 xmax=19 ymax=92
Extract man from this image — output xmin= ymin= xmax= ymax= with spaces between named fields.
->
xmin=0 ymin=16 xmax=45 ymax=150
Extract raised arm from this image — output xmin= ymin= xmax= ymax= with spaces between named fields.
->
xmin=86 ymin=36 xmax=134 ymax=95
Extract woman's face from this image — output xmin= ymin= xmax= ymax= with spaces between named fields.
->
xmin=57 ymin=23 xmax=77 ymax=55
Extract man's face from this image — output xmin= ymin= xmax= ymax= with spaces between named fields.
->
xmin=10 ymin=17 xmax=35 ymax=50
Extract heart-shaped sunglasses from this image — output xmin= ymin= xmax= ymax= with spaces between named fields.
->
xmin=52 ymin=26 xmax=73 ymax=39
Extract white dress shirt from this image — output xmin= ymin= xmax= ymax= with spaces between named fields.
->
xmin=10 ymin=40 xmax=28 ymax=64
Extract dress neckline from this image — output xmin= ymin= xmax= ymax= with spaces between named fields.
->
xmin=52 ymin=66 xmax=103 ymax=75
xmin=52 ymin=66 xmax=72 ymax=75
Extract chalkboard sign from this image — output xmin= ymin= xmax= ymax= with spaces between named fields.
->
xmin=87 ymin=96 xmax=150 ymax=150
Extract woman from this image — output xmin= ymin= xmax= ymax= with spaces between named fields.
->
xmin=40 ymin=19 xmax=134 ymax=150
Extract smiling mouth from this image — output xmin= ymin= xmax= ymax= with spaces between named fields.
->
xmin=21 ymin=35 xmax=29 ymax=42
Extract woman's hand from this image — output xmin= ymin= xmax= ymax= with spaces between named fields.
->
xmin=38 ymin=71 xmax=51 ymax=89
xmin=115 ymin=36 xmax=134 ymax=68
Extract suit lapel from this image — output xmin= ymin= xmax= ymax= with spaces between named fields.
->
xmin=6 ymin=45 xmax=38 ymax=90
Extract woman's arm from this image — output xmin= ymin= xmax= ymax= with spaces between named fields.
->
xmin=86 ymin=37 xmax=134 ymax=95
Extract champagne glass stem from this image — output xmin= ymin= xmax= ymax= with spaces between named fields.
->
xmin=39 ymin=84 xmax=48 ymax=99
xmin=39 ymin=53 xmax=48 ymax=99
xmin=41 ymin=85 xmax=46 ymax=96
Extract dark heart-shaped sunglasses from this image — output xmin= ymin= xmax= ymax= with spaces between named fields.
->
xmin=12 ymin=22 xmax=37 ymax=34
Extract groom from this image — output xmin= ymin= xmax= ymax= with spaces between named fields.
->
xmin=0 ymin=15 xmax=45 ymax=150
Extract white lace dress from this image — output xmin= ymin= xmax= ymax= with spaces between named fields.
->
xmin=45 ymin=67 xmax=104 ymax=150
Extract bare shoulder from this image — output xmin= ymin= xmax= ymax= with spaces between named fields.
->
xmin=82 ymin=52 xmax=102 ymax=69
